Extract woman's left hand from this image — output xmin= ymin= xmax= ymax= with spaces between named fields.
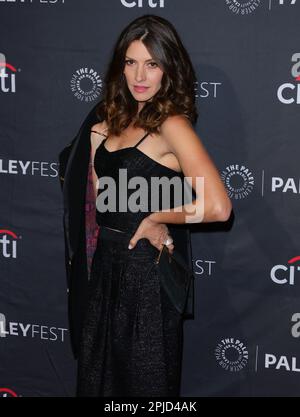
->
xmin=128 ymin=216 xmax=174 ymax=254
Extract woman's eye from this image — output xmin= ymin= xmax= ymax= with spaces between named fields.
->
xmin=125 ymin=60 xmax=158 ymax=68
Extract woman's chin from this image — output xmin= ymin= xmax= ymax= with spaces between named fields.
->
xmin=132 ymin=93 xmax=151 ymax=102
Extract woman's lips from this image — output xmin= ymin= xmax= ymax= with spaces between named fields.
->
xmin=133 ymin=86 xmax=149 ymax=93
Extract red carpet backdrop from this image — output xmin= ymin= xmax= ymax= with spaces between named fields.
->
xmin=0 ymin=0 xmax=299 ymax=397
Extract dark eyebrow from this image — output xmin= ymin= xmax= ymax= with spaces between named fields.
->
xmin=125 ymin=56 xmax=155 ymax=62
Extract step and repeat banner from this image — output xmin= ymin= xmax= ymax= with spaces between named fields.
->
xmin=0 ymin=0 xmax=299 ymax=397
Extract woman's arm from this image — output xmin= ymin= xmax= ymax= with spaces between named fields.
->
xmin=148 ymin=115 xmax=232 ymax=225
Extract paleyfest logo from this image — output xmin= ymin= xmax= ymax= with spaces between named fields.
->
xmin=194 ymin=80 xmax=222 ymax=99
xmin=0 ymin=312 xmax=68 ymax=342
xmin=225 ymin=0 xmax=261 ymax=15
xmin=275 ymin=0 xmax=297 ymax=5
xmin=0 ymin=53 xmax=17 ymax=94
xmin=221 ymin=164 xmax=254 ymax=199
xmin=265 ymin=353 xmax=300 ymax=373
xmin=277 ymin=53 xmax=300 ymax=104
xmin=0 ymin=0 xmax=65 ymax=3
xmin=271 ymin=175 xmax=300 ymax=194
xmin=70 ymin=67 xmax=103 ymax=102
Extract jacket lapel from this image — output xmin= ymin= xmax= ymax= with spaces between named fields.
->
xmin=63 ymin=104 xmax=100 ymax=262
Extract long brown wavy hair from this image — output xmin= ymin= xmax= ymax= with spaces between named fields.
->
xmin=96 ymin=14 xmax=198 ymax=136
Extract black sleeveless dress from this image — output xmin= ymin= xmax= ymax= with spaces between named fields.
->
xmin=76 ymin=131 xmax=185 ymax=397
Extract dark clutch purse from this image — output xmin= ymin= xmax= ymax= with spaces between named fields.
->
xmin=153 ymin=244 xmax=195 ymax=316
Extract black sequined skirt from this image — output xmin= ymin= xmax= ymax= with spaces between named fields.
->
xmin=76 ymin=225 xmax=183 ymax=397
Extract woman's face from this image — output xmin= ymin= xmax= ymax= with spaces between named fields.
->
xmin=123 ymin=40 xmax=164 ymax=110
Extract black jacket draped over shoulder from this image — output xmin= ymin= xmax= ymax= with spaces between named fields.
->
xmin=58 ymin=103 xmax=194 ymax=359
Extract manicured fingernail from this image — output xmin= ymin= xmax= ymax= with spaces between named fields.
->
xmin=128 ymin=244 xmax=133 ymax=249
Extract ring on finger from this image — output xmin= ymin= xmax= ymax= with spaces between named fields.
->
xmin=163 ymin=236 xmax=173 ymax=246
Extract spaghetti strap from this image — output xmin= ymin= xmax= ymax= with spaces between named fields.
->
xmin=133 ymin=132 xmax=150 ymax=148
xmin=91 ymin=130 xmax=108 ymax=138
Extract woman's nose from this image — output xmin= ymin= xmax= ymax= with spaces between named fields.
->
xmin=135 ymin=65 xmax=146 ymax=82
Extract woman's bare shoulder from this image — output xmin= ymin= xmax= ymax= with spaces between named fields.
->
xmin=159 ymin=114 xmax=193 ymax=143
xmin=90 ymin=120 xmax=109 ymax=137
xmin=159 ymin=114 xmax=197 ymax=156
xmin=160 ymin=114 xmax=191 ymax=131
xmin=90 ymin=121 xmax=109 ymax=154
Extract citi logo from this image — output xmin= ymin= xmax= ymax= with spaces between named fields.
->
xmin=0 ymin=229 xmax=19 ymax=259
xmin=120 ymin=0 xmax=165 ymax=7
xmin=277 ymin=53 xmax=300 ymax=104
xmin=270 ymin=256 xmax=300 ymax=285
xmin=0 ymin=53 xmax=17 ymax=93
xmin=0 ymin=388 xmax=18 ymax=398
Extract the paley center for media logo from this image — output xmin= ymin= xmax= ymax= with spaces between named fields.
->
xmin=215 ymin=337 xmax=249 ymax=372
xmin=225 ymin=0 xmax=261 ymax=15
xmin=70 ymin=67 xmax=103 ymax=102
xmin=226 ymin=0 xmax=297 ymax=14
xmin=221 ymin=164 xmax=255 ymax=199
xmin=0 ymin=53 xmax=17 ymax=93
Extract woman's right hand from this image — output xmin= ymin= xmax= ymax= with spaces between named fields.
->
xmin=128 ymin=216 xmax=174 ymax=255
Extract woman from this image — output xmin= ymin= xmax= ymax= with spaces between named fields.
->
xmin=59 ymin=14 xmax=232 ymax=397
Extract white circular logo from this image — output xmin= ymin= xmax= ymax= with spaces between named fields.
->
xmin=70 ymin=67 xmax=102 ymax=102
xmin=225 ymin=0 xmax=261 ymax=15
xmin=215 ymin=338 xmax=248 ymax=372
xmin=221 ymin=164 xmax=254 ymax=199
